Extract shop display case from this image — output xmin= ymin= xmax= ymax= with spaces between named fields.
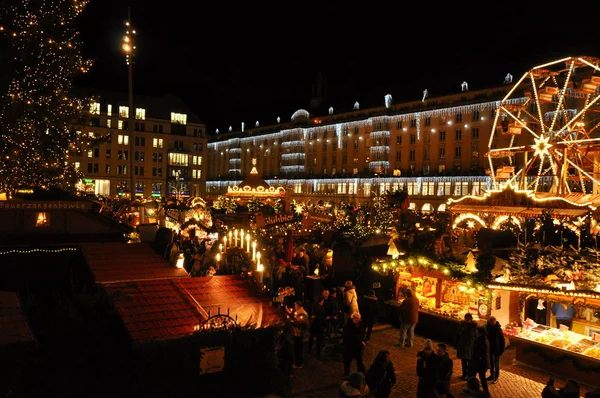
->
xmin=509 ymin=319 xmax=600 ymax=386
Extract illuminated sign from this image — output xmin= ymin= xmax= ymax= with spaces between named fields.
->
xmin=0 ymin=201 xmax=90 ymax=210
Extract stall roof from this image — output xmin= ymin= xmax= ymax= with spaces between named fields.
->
xmin=81 ymin=242 xmax=188 ymax=283
xmin=0 ymin=291 xmax=35 ymax=347
xmin=102 ymin=276 xmax=284 ymax=346
xmin=448 ymin=204 xmax=587 ymax=218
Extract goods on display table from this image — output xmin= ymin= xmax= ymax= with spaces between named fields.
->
xmin=509 ymin=317 xmax=600 ymax=387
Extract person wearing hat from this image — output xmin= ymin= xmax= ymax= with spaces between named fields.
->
xmin=417 ymin=339 xmax=438 ymax=398
xmin=360 ymin=290 xmax=379 ymax=341
xmin=397 ymin=287 xmax=419 ymax=348
xmin=339 ymin=372 xmax=369 ymax=397
xmin=343 ymin=281 xmax=360 ymax=323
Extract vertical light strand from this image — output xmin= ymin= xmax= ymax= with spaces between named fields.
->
xmin=550 ymin=60 xmax=574 ymax=132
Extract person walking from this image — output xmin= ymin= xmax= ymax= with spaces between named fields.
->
xmin=360 ymin=289 xmax=379 ymax=341
xmin=290 ymin=301 xmax=308 ymax=369
xmin=455 ymin=313 xmax=476 ymax=380
xmin=365 ymin=350 xmax=396 ymax=398
xmin=417 ymin=339 xmax=438 ymax=398
xmin=308 ymin=295 xmax=326 ymax=357
xmin=342 ymin=313 xmax=367 ymax=376
xmin=397 ymin=288 xmax=419 ymax=348
xmin=485 ymin=316 xmax=505 ymax=384
xmin=343 ymin=281 xmax=360 ymax=323
xmin=468 ymin=326 xmax=490 ymax=394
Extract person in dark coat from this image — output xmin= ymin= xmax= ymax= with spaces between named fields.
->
xmin=455 ymin=313 xmax=476 ymax=379
xmin=342 ymin=312 xmax=367 ymax=376
xmin=397 ymin=288 xmax=420 ymax=348
xmin=485 ymin=316 xmax=505 ymax=383
xmin=365 ymin=350 xmax=396 ymax=398
xmin=360 ymin=290 xmax=380 ymax=341
xmin=435 ymin=343 xmax=453 ymax=392
xmin=467 ymin=326 xmax=490 ymax=393
xmin=417 ymin=339 xmax=438 ymax=398
xmin=308 ymin=295 xmax=326 ymax=357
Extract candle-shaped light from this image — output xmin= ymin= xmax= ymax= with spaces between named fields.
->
xmin=246 ymin=234 xmax=250 ymax=252
xmin=219 ymin=243 xmax=223 ymax=253
xmin=216 ymin=253 xmax=221 ymax=265
xmin=228 ymin=230 xmax=232 ymax=248
xmin=223 ymin=236 xmax=227 ymax=250
xmin=252 ymin=241 xmax=257 ymax=260
xmin=234 ymin=229 xmax=239 ymax=246
xmin=240 ymin=230 xmax=245 ymax=247
xmin=256 ymin=252 xmax=264 ymax=283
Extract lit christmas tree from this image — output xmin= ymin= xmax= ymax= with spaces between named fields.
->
xmin=0 ymin=0 xmax=92 ymax=195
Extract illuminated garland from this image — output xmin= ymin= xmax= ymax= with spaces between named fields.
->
xmin=371 ymin=255 xmax=488 ymax=290
xmin=0 ymin=0 xmax=92 ymax=194
xmin=0 ymin=247 xmax=78 ymax=255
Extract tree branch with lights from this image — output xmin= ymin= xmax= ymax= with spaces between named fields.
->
xmin=0 ymin=0 xmax=92 ymax=194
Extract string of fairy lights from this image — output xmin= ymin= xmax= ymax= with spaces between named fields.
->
xmin=0 ymin=0 xmax=92 ymax=194
xmin=0 ymin=247 xmax=77 ymax=255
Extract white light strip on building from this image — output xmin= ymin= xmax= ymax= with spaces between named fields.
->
xmin=280 ymin=165 xmax=305 ymax=172
xmin=208 ymin=98 xmax=528 ymax=150
xmin=281 ymin=153 xmax=306 ymax=160
xmin=369 ymin=146 xmax=390 ymax=154
xmin=369 ymin=130 xmax=390 ymax=139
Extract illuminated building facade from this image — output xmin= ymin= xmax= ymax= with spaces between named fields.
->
xmin=207 ymin=86 xmax=525 ymax=210
xmin=69 ymin=89 xmax=207 ymax=198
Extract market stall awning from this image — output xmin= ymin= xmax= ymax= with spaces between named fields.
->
xmin=82 ymin=242 xmax=188 ymax=283
xmin=0 ymin=291 xmax=35 ymax=347
xmin=102 ymin=276 xmax=285 ymax=346
xmin=448 ymin=204 xmax=588 ymax=218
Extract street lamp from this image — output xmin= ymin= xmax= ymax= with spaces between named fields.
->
xmin=122 ymin=9 xmax=136 ymax=200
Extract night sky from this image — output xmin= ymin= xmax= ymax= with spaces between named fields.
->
xmin=75 ymin=1 xmax=600 ymax=132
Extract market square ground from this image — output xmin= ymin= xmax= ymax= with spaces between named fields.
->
xmin=286 ymin=325 xmax=595 ymax=398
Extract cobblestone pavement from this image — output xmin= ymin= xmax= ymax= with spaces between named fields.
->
xmin=289 ymin=325 xmax=594 ymax=398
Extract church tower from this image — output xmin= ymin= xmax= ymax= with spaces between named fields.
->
xmin=310 ymin=72 xmax=327 ymax=110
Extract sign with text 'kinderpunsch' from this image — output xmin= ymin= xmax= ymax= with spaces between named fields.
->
xmin=0 ymin=201 xmax=91 ymax=210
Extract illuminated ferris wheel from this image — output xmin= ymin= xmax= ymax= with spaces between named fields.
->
xmin=486 ymin=56 xmax=600 ymax=194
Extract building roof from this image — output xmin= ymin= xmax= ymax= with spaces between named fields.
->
xmin=0 ymin=291 xmax=35 ymax=347
xmin=72 ymin=87 xmax=204 ymax=125
xmin=102 ymin=276 xmax=284 ymax=345
xmin=81 ymin=242 xmax=188 ymax=283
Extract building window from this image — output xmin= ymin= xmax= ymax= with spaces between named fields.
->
xmin=396 ymin=136 xmax=402 ymax=145
xmin=472 ymin=128 xmax=479 ymax=139
xmin=119 ymin=106 xmax=129 ymax=118
xmin=118 ymin=120 xmax=123 ymax=130
xmin=410 ymin=134 xmax=416 ymax=144
xmin=168 ymin=152 xmax=189 ymax=166
xmin=107 ymin=104 xmax=112 ymax=116
xmin=35 ymin=212 xmax=51 ymax=227
xmin=106 ymin=119 xmax=112 ymax=128
xmin=455 ymin=146 xmax=462 ymax=158
xmin=118 ymin=135 xmax=129 ymax=145
xmin=135 ymin=108 xmax=146 ymax=120
xmin=472 ymin=145 xmax=479 ymax=158
xmin=439 ymin=147 xmax=446 ymax=159
xmin=90 ymin=102 xmax=100 ymax=115
xmin=439 ymin=131 xmax=446 ymax=141
xmin=455 ymin=130 xmax=462 ymax=140
xmin=171 ymin=112 xmax=187 ymax=124
xmin=410 ymin=119 xmax=417 ymax=128
xmin=409 ymin=149 xmax=416 ymax=161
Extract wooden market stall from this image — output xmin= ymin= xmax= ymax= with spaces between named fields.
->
xmin=382 ymin=259 xmax=490 ymax=345
xmin=487 ymin=283 xmax=600 ymax=387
